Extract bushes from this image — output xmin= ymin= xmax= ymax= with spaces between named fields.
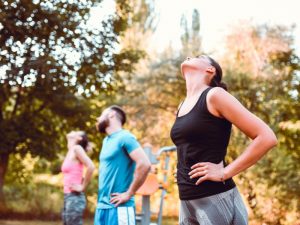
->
xmin=3 ymin=182 xmax=62 ymax=220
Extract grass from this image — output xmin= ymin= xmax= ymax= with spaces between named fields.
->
xmin=0 ymin=218 xmax=178 ymax=225
xmin=0 ymin=220 xmax=93 ymax=225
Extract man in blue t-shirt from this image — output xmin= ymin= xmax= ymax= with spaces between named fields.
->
xmin=94 ymin=105 xmax=151 ymax=225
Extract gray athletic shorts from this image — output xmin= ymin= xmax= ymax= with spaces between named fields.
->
xmin=179 ymin=187 xmax=248 ymax=225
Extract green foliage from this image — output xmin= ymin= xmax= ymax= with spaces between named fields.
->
xmin=4 ymin=151 xmax=99 ymax=218
xmin=0 ymin=0 xmax=145 ymax=206
xmin=120 ymin=9 xmax=202 ymax=145
xmin=122 ymin=15 xmax=300 ymax=224
xmin=1 ymin=2 xmax=299 ymax=224
xmin=0 ymin=0 xmax=138 ymax=155
xmin=180 ymin=9 xmax=201 ymax=56
xmin=4 ymin=154 xmax=63 ymax=216
xmin=223 ymin=24 xmax=300 ymax=224
xmin=5 ymin=183 xmax=63 ymax=217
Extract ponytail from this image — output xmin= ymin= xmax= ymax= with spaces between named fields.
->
xmin=210 ymin=78 xmax=228 ymax=91
xmin=77 ymin=131 xmax=89 ymax=151
xmin=207 ymin=56 xmax=228 ymax=91
xmin=218 ymin=82 xmax=227 ymax=91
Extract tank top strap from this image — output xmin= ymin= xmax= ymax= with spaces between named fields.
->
xmin=196 ymin=86 xmax=214 ymax=108
xmin=203 ymin=86 xmax=214 ymax=96
xmin=176 ymin=100 xmax=185 ymax=116
xmin=197 ymin=87 xmax=229 ymax=121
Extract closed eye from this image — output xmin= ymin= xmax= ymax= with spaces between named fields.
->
xmin=196 ymin=55 xmax=205 ymax=59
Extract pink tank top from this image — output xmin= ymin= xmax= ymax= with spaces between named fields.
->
xmin=61 ymin=159 xmax=84 ymax=193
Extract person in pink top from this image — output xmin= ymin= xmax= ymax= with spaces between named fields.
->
xmin=61 ymin=131 xmax=95 ymax=225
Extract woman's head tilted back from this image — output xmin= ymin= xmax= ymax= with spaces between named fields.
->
xmin=67 ymin=131 xmax=89 ymax=151
xmin=181 ymin=55 xmax=227 ymax=91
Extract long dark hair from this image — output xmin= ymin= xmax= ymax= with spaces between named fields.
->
xmin=77 ymin=131 xmax=89 ymax=151
xmin=207 ymin=56 xmax=227 ymax=91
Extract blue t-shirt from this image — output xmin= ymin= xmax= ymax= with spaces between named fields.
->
xmin=97 ymin=129 xmax=141 ymax=209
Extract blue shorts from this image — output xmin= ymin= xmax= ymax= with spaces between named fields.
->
xmin=94 ymin=207 xmax=136 ymax=225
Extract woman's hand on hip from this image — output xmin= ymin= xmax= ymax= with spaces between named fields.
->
xmin=189 ymin=161 xmax=224 ymax=185
xmin=70 ymin=184 xmax=84 ymax=192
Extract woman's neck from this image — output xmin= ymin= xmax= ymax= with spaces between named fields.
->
xmin=67 ymin=140 xmax=77 ymax=149
xmin=185 ymin=74 xmax=209 ymax=98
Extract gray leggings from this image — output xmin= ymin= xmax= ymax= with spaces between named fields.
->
xmin=179 ymin=187 xmax=248 ymax=225
xmin=62 ymin=192 xmax=86 ymax=225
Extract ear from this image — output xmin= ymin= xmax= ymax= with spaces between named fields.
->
xmin=206 ymin=66 xmax=215 ymax=75
xmin=108 ymin=110 xmax=116 ymax=118
xmin=76 ymin=136 xmax=83 ymax=142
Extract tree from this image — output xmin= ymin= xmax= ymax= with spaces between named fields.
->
xmin=121 ymin=16 xmax=300 ymax=223
xmin=120 ymin=9 xmax=202 ymax=146
xmin=180 ymin=9 xmax=202 ymax=56
xmin=222 ymin=22 xmax=300 ymax=224
xmin=0 ymin=0 xmax=143 ymax=207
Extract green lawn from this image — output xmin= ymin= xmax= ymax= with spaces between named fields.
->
xmin=0 ymin=220 xmax=92 ymax=225
xmin=0 ymin=218 xmax=177 ymax=225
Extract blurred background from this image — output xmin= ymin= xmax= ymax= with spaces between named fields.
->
xmin=0 ymin=0 xmax=299 ymax=224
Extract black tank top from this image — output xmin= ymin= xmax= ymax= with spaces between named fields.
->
xmin=170 ymin=87 xmax=236 ymax=200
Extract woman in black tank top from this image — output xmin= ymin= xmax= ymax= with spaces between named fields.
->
xmin=170 ymin=55 xmax=277 ymax=225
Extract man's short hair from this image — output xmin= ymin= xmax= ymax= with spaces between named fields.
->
xmin=109 ymin=105 xmax=126 ymax=125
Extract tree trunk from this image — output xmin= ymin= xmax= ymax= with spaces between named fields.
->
xmin=0 ymin=152 xmax=9 ymax=210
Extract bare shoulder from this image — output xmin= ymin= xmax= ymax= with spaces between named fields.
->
xmin=207 ymin=87 xmax=233 ymax=103
xmin=206 ymin=87 xmax=239 ymax=117
xmin=72 ymin=144 xmax=93 ymax=165
xmin=73 ymin=145 xmax=85 ymax=155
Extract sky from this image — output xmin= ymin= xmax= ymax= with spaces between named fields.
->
xmin=151 ymin=0 xmax=300 ymax=55
xmin=88 ymin=0 xmax=300 ymax=56
xmin=1 ymin=0 xmax=298 ymax=83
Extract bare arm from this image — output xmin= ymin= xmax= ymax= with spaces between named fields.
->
xmin=127 ymin=147 xmax=151 ymax=195
xmin=190 ymin=87 xmax=277 ymax=184
xmin=71 ymin=145 xmax=95 ymax=192
xmin=110 ymin=147 xmax=151 ymax=206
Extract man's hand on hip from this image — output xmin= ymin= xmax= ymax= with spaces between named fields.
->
xmin=110 ymin=192 xmax=132 ymax=207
